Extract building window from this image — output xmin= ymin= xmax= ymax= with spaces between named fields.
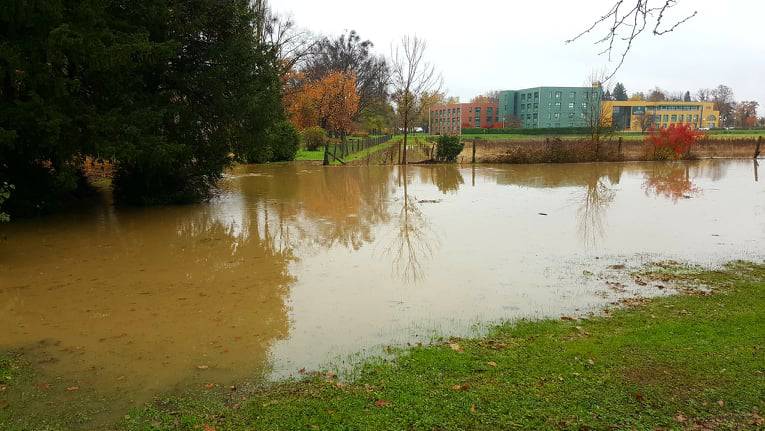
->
xmin=533 ymin=103 xmax=538 ymax=109
xmin=568 ymin=102 xmax=574 ymax=109
xmin=663 ymin=115 xmax=669 ymax=122
xmin=555 ymin=91 xmax=562 ymax=99
xmin=521 ymin=94 xmax=526 ymax=101
xmin=534 ymin=92 xmax=539 ymax=100
xmin=569 ymin=91 xmax=576 ymax=98
xmin=568 ymin=112 xmax=575 ymax=118
xmin=553 ymin=113 xmax=560 ymax=119
xmin=671 ymin=115 xmax=677 ymax=122
xmin=581 ymin=102 xmax=588 ymax=110
xmin=533 ymin=113 xmax=538 ymax=120
xmin=555 ymin=102 xmax=561 ymax=109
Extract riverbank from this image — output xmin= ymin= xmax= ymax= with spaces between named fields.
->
xmin=123 ymin=261 xmax=765 ymax=430
xmin=4 ymin=261 xmax=760 ymax=430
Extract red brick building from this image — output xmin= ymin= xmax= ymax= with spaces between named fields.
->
xmin=429 ymin=99 xmax=499 ymax=134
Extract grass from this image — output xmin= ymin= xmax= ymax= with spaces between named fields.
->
xmin=295 ymin=149 xmax=325 ymax=161
xmin=3 ymin=261 xmax=763 ymax=430
xmin=114 ymin=261 xmax=764 ymax=430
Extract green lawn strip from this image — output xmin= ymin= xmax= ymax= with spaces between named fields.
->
xmin=115 ymin=261 xmax=764 ymax=431
xmin=295 ymin=149 xmax=325 ymax=161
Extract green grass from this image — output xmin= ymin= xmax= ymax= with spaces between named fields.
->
xmin=114 ymin=261 xmax=764 ymax=430
xmin=3 ymin=261 xmax=763 ymax=430
xmin=295 ymin=149 xmax=325 ymax=161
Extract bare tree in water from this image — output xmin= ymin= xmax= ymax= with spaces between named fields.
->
xmin=568 ymin=1 xmax=698 ymax=80
xmin=390 ymin=36 xmax=442 ymax=164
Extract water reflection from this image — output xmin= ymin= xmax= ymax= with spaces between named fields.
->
xmin=1 ymin=160 xmax=763 ymax=430
xmin=575 ymin=174 xmax=616 ymax=248
xmin=384 ymin=167 xmax=439 ymax=283
xmin=642 ymin=163 xmax=700 ymax=203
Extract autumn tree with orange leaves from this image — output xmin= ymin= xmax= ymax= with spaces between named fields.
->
xmin=288 ymin=71 xmax=359 ymax=164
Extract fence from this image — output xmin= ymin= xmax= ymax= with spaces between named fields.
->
xmin=327 ymin=135 xmax=392 ymax=162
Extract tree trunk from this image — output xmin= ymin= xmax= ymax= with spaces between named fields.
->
xmin=402 ymin=118 xmax=408 ymax=165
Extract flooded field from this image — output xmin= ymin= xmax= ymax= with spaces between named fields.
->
xmin=1 ymin=159 xmax=764 ymax=428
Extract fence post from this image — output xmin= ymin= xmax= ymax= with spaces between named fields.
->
xmin=472 ymin=140 xmax=477 ymax=164
xmin=755 ymin=136 xmax=762 ymax=159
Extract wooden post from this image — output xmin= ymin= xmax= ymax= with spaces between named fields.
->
xmin=755 ymin=136 xmax=762 ymax=159
xmin=618 ymin=136 xmax=623 ymax=159
xmin=472 ymin=140 xmax=477 ymax=164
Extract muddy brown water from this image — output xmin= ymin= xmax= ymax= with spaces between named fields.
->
xmin=1 ymin=159 xmax=763 ymax=428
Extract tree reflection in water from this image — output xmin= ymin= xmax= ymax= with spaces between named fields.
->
xmin=384 ymin=166 xmax=439 ymax=284
xmin=576 ymin=174 xmax=616 ymax=249
xmin=642 ymin=163 xmax=700 ymax=203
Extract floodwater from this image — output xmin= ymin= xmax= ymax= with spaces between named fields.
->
xmin=1 ymin=159 xmax=763 ymax=428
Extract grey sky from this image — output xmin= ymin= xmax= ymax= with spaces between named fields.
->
xmin=274 ymin=0 xmax=763 ymax=115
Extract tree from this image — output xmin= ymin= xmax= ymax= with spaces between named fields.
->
xmin=567 ymin=1 xmax=698 ymax=79
xmin=648 ymin=87 xmax=667 ymax=102
xmin=417 ymin=90 xmax=447 ymax=132
xmin=612 ymin=83 xmax=628 ymax=101
xmin=602 ymin=89 xmax=613 ymax=101
xmin=289 ymin=71 xmax=359 ymax=137
xmin=635 ymin=112 xmax=656 ymax=132
xmin=734 ymin=101 xmax=759 ymax=128
xmin=305 ymin=31 xmax=389 ymax=123
xmin=683 ymin=91 xmax=692 ymax=102
xmin=696 ymin=88 xmax=712 ymax=101
xmin=390 ymin=36 xmax=441 ymax=165
xmin=630 ymin=92 xmax=646 ymax=101
xmin=1 ymin=0 xmax=286 ymax=212
xmin=711 ymin=85 xmax=735 ymax=127
xmin=581 ymin=72 xmax=610 ymax=156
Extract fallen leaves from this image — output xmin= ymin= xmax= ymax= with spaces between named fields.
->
xmin=451 ymin=383 xmax=470 ymax=392
xmin=470 ymin=403 xmax=477 ymax=414
xmin=374 ymin=399 xmax=391 ymax=408
xmin=65 ymin=386 xmax=79 ymax=392
xmin=486 ymin=361 xmax=497 ymax=367
xmin=196 ymin=365 xmax=209 ymax=370
xmin=448 ymin=343 xmax=463 ymax=353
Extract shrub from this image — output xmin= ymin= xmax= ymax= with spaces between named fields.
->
xmin=645 ymin=124 xmax=703 ymax=160
xmin=267 ymin=121 xmax=300 ymax=161
xmin=351 ymin=131 xmax=369 ymax=139
xmin=0 ymin=182 xmax=13 ymax=222
xmin=302 ymin=127 xmax=327 ymax=151
xmin=435 ymin=135 xmax=464 ymax=162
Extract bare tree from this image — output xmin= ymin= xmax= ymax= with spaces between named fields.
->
xmin=253 ymin=0 xmax=316 ymax=76
xmin=390 ymin=36 xmax=442 ymax=164
xmin=567 ymin=1 xmax=698 ymax=80
xmin=582 ymin=71 xmax=612 ymax=154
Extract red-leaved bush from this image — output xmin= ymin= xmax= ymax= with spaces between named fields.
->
xmin=645 ymin=124 xmax=704 ymax=160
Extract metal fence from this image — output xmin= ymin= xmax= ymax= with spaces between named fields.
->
xmin=327 ymin=135 xmax=392 ymax=161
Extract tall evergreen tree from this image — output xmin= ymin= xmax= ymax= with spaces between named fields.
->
xmin=602 ymin=90 xmax=612 ymax=101
xmin=1 ymin=0 xmax=287 ymax=213
xmin=612 ymin=82 xmax=628 ymax=101
xmin=683 ymin=91 xmax=692 ymax=102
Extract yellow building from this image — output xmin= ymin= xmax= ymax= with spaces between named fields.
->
xmin=602 ymin=100 xmax=720 ymax=131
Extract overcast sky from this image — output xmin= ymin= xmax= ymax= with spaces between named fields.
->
xmin=274 ymin=0 xmax=763 ymax=115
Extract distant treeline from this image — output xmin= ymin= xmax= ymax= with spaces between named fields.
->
xmin=0 ymin=0 xmax=297 ymax=217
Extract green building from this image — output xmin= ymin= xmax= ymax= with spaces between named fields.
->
xmin=497 ymin=86 xmax=603 ymax=129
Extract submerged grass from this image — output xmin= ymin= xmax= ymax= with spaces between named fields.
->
xmin=2 ymin=262 xmax=763 ymax=430
xmin=119 ymin=261 xmax=764 ymax=430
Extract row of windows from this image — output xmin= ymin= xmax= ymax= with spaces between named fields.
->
xmin=519 ymin=101 xmax=591 ymax=111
